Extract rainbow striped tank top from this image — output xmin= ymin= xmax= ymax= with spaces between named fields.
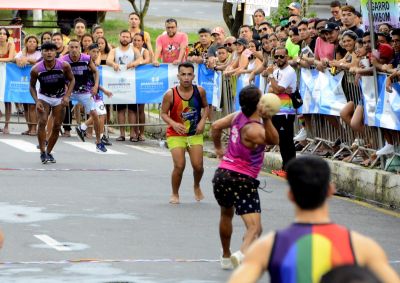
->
xmin=268 ymin=223 xmax=356 ymax=283
xmin=166 ymin=85 xmax=203 ymax=137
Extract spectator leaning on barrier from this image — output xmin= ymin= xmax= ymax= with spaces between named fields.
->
xmin=266 ymin=46 xmax=297 ymax=178
xmin=0 ymin=27 xmax=17 ymax=135
xmin=213 ymin=46 xmax=230 ymax=71
xmin=308 ymin=18 xmax=318 ymax=39
xmin=328 ymin=0 xmax=342 ymax=26
xmin=224 ymin=38 xmax=249 ymax=77
xmin=257 ymin=21 xmax=273 ymax=39
xmin=341 ymin=5 xmax=364 ymax=38
xmin=321 ymin=22 xmax=346 ymax=60
xmin=205 ymin=27 xmax=226 ymax=69
xmin=227 ymin=156 xmax=400 ymax=283
xmin=106 ymin=30 xmax=142 ymax=142
xmin=128 ymin=12 xmax=154 ymax=59
xmin=15 ymin=35 xmax=42 ymax=137
xmin=187 ymin=28 xmax=213 ymax=64
xmin=153 ymin=18 xmax=188 ymax=66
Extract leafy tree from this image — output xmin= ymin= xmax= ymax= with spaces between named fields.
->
xmin=127 ymin=0 xmax=151 ymax=30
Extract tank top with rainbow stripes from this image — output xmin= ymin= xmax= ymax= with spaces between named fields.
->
xmin=268 ymin=223 xmax=356 ymax=283
xmin=166 ymin=85 xmax=203 ymax=137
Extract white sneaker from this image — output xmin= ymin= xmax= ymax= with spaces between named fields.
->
xmin=293 ymin=128 xmax=307 ymax=141
xmin=376 ymin=143 xmax=394 ymax=156
xmin=230 ymin=250 xmax=244 ymax=268
xmin=220 ymin=256 xmax=233 ymax=270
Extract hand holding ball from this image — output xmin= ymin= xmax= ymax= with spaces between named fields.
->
xmin=258 ymin=93 xmax=281 ymax=117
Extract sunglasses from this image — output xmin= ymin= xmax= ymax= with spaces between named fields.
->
xmin=224 ymin=43 xmax=233 ymax=47
xmin=258 ymin=27 xmax=268 ymax=32
xmin=274 ymin=55 xmax=286 ymax=59
xmin=291 ymin=20 xmax=298 ymax=24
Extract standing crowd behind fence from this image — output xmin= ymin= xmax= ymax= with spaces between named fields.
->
xmin=0 ymin=3 xmax=399 ymax=172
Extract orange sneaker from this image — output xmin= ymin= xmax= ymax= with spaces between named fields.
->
xmin=272 ymin=169 xmax=287 ymax=178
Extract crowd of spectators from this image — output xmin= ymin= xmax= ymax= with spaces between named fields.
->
xmin=0 ymin=3 xmax=398 ymax=160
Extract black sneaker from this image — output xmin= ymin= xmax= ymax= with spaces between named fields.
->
xmin=101 ymin=135 xmax=112 ymax=146
xmin=46 ymin=153 xmax=56 ymax=163
xmin=40 ymin=152 xmax=48 ymax=164
xmin=75 ymin=126 xmax=86 ymax=142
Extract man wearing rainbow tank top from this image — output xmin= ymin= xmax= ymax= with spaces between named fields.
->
xmin=211 ymin=85 xmax=279 ymax=270
xmin=161 ymin=62 xmax=209 ymax=204
xmin=228 ymin=156 xmax=399 ymax=283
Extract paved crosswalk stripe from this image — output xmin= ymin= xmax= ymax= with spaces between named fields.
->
xmin=34 ymin=234 xmax=71 ymax=251
xmin=0 ymin=139 xmax=39 ymax=153
xmin=63 ymin=142 xmax=126 ymax=155
xmin=125 ymin=145 xmax=170 ymax=157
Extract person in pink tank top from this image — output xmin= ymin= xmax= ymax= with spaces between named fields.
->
xmin=211 ymin=85 xmax=279 ymax=270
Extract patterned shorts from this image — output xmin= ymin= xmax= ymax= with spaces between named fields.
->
xmin=212 ymin=168 xmax=261 ymax=215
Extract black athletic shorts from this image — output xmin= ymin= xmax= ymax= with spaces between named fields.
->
xmin=212 ymin=168 xmax=261 ymax=215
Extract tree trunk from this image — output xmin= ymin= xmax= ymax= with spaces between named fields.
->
xmin=222 ymin=0 xmax=244 ymax=37
xmin=127 ymin=0 xmax=151 ymax=30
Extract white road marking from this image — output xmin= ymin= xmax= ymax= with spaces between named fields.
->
xmin=63 ymin=142 xmax=126 ymax=155
xmin=0 ymin=139 xmax=39 ymax=153
xmin=125 ymin=145 xmax=170 ymax=157
xmin=34 ymin=234 xmax=71 ymax=251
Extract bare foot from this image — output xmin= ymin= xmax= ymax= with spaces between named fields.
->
xmin=194 ymin=187 xmax=204 ymax=201
xmin=169 ymin=194 xmax=180 ymax=204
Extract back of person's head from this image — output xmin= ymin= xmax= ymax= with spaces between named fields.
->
xmin=286 ymin=156 xmax=331 ymax=210
xmin=60 ymin=23 xmax=71 ymax=36
xmin=239 ymin=85 xmax=261 ymax=117
xmin=320 ymin=265 xmax=382 ymax=283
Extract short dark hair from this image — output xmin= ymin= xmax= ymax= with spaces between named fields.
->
xmin=73 ymin=17 xmax=87 ymax=28
xmin=330 ymin=0 xmax=341 ymax=8
xmin=120 ymin=29 xmax=131 ymax=36
xmin=298 ymin=20 xmax=309 ymax=28
xmin=286 ymin=156 xmax=331 ymax=210
xmin=261 ymin=34 xmax=269 ymax=41
xmin=41 ymin=42 xmax=57 ymax=51
xmin=239 ymin=85 xmax=261 ymax=117
xmin=259 ymin=21 xmax=273 ymax=28
xmin=240 ymin=24 xmax=252 ymax=31
xmin=165 ymin=18 xmax=178 ymax=26
xmin=320 ymin=265 xmax=382 ymax=283
xmin=217 ymin=45 xmax=227 ymax=51
xmin=51 ymin=32 xmax=63 ymax=39
xmin=391 ymin=28 xmax=400 ymax=37
xmin=275 ymin=46 xmax=289 ymax=55
xmin=68 ymin=38 xmax=80 ymax=45
xmin=377 ymin=32 xmax=391 ymax=43
xmin=60 ymin=23 xmax=71 ymax=36
xmin=178 ymin=61 xmax=195 ymax=72
xmin=198 ymin=28 xmax=211 ymax=34
xmin=129 ymin=12 xmax=140 ymax=18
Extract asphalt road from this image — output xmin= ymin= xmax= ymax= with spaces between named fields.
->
xmin=0 ymin=133 xmax=399 ymax=282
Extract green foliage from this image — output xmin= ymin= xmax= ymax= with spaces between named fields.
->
xmin=267 ymin=0 xmax=293 ymax=26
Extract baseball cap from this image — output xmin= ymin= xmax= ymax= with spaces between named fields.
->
xmin=211 ymin=27 xmax=225 ymax=36
xmin=287 ymin=2 xmax=301 ymax=10
xmin=234 ymin=38 xmax=248 ymax=46
xmin=321 ymin=22 xmax=340 ymax=32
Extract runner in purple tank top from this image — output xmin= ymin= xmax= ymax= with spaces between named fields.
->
xmin=30 ymin=42 xmax=75 ymax=164
xmin=211 ymin=85 xmax=279 ymax=270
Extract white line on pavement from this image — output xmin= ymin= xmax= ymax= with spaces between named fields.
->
xmin=0 ymin=139 xmax=39 ymax=153
xmin=34 ymin=234 xmax=71 ymax=251
xmin=64 ymin=142 xmax=126 ymax=155
xmin=125 ymin=145 xmax=170 ymax=157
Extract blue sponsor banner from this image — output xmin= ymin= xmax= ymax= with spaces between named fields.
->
xmin=135 ymin=64 xmax=169 ymax=103
xmin=197 ymin=64 xmax=215 ymax=104
xmin=4 ymin=64 xmax=34 ymax=103
xmin=374 ymin=74 xmax=400 ymax=130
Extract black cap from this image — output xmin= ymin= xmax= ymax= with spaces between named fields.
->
xmin=234 ymin=38 xmax=248 ymax=46
xmin=322 ymin=22 xmax=340 ymax=32
xmin=41 ymin=42 xmax=57 ymax=51
xmin=10 ymin=17 xmax=22 ymax=25
xmin=198 ymin=28 xmax=211 ymax=34
xmin=88 ymin=43 xmax=99 ymax=50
